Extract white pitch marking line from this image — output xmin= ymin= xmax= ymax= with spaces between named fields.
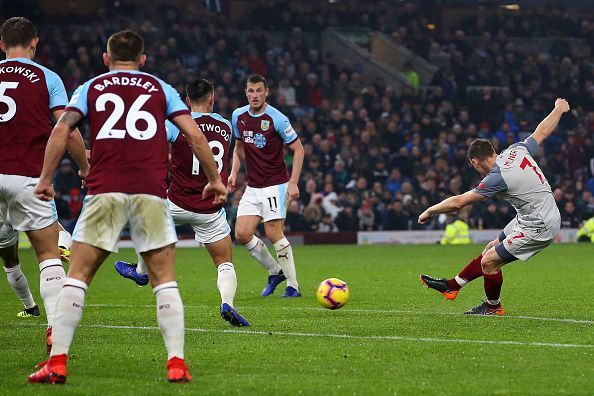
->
xmin=288 ymin=307 xmax=594 ymax=325
xmin=85 ymin=304 xmax=594 ymax=325
xmin=11 ymin=322 xmax=593 ymax=349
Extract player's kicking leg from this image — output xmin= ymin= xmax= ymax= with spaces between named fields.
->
xmin=114 ymin=250 xmax=149 ymax=286
xmin=235 ymin=215 xmax=287 ymax=296
xmin=57 ymin=222 xmax=72 ymax=265
xmin=420 ymin=237 xmax=499 ymax=300
xmin=0 ymin=225 xmax=39 ymax=318
xmin=204 ymin=235 xmax=249 ymax=326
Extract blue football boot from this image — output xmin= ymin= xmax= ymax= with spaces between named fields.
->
xmin=220 ymin=303 xmax=250 ymax=327
xmin=281 ymin=286 xmax=301 ymax=298
xmin=114 ymin=261 xmax=149 ymax=286
xmin=261 ymin=270 xmax=286 ymax=296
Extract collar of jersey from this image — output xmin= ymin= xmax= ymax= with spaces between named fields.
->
xmin=191 ymin=111 xmax=210 ymax=118
xmin=0 ymin=57 xmax=35 ymax=64
xmin=247 ymin=104 xmax=268 ymax=118
xmin=101 ymin=69 xmax=147 ymax=75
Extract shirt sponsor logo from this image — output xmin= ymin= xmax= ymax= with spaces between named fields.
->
xmin=261 ymin=120 xmax=270 ymax=131
xmin=477 ymin=183 xmax=485 ymax=190
xmin=243 ymin=130 xmax=254 ymax=144
xmin=284 ymin=126 xmax=296 ymax=137
xmin=254 ymin=133 xmax=267 ymax=148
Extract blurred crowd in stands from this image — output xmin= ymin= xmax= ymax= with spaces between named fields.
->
xmin=11 ymin=0 xmax=592 ymax=234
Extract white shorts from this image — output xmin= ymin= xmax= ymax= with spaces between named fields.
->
xmin=496 ymin=218 xmax=560 ymax=262
xmin=237 ymin=183 xmax=288 ymax=222
xmin=0 ymin=223 xmax=18 ymax=248
xmin=0 ymin=174 xmax=57 ymax=232
xmin=73 ymin=193 xmax=177 ymax=253
xmin=167 ymin=200 xmax=230 ymax=244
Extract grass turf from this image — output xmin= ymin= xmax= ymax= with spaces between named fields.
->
xmin=0 ymin=244 xmax=592 ymax=395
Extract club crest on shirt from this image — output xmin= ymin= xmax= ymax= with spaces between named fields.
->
xmin=254 ymin=133 xmax=267 ymax=148
xmin=260 ymin=120 xmax=270 ymax=131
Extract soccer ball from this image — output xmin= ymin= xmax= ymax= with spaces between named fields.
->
xmin=316 ymin=278 xmax=350 ymax=310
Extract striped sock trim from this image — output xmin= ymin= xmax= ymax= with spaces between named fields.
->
xmin=153 ymin=281 xmax=178 ymax=295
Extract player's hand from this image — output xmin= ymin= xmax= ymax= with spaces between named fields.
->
xmin=554 ymin=98 xmax=570 ymax=113
xmin=34 ymin=181 xmax=56 ymax=202
xmin=287 ymin=181 xmax=300 ymax=202
xmin=227 ymin=173 xmax=238 ymax=193
xmin=78 ymin=168 xmax=89 ymax=189
xmin=203 ymin=180 xmax=228 ymax=205
xmin=418 ymin=211 xmax=433 ymax=224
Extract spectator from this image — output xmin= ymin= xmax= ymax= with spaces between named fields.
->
xmin=561 ymin=201 xmax=582 ymax=228
xmin=357 ymin=200 xmax=375 ymax=231
xmin=335 ymin=204 xmax=358 ymax=231
xmin=318 ymin=213 xmax=338 ymax=233
xmin=384 ymin=200 xmax=410 ymax=230
xmin=53 ymin=159 xmax=80 ymax=196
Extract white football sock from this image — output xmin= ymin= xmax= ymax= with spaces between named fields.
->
xmin=487 ymin=298 xmax=501 ymax=306
xmin=217 ymin=262 xmax=237 ymax=306
xmin=58 ymin=230 xmax=72 ymax=250
xmin=50 ymin=277 xmax=87 ymax=356
xmin=39 ymin=259 xmax=66 ymax=326
xmin=244 ymin=236 xmax=281 ymax=275
xmin=273 ymin=238 xmax=299 ymax=289
xmin=154 ymin=281 xmax=184 ymax=360
xmin=136 ymin=252 xmax=146 ymax=275
xmin=5 ymin=264 xmax=36 ymax=309
xmin=454 ymin=275 xmax=468 ymax=287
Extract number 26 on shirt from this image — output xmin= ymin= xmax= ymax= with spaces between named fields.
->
xmin=95 ymin=93 xmax=157 ymax=140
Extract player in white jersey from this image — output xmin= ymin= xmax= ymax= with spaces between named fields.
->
xmin=418 ymin=98 xmax=569 ymax=315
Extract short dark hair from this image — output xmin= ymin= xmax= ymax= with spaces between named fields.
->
xmin=0 ymin=17 xmax=37 ymax=49
xmin=245 ymin=74 xmax=267 ymax=89
xmin=186 ymin=77 xmax=214 ymax=103
xmin=107 ymin=30 xmax=144 ymax=62
xmin=468 ymin=138 xmax=496 ymax=160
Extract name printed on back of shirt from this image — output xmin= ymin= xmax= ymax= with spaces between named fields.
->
xmin=91 ymin=76 xmax=160 ymax=93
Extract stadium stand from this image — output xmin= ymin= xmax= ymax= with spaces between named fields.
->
xmin=8 ymin=0 xmax=591 ymax=234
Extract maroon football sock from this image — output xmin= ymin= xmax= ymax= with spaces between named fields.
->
xmin=446 ymin=254 xmax=483 ymax=290
xmin=483 ymin=271 xmax=503 ymax=306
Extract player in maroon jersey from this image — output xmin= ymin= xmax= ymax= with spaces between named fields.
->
xmin=28 ymin=30 xmax=226 ymax=384
xmin=115 ymin=77 xmax=249 ymax=326
xmin=230 ymin=74 xmax=304 ymax=298
xmin=0 ymin=17 xmax=88 ymax=342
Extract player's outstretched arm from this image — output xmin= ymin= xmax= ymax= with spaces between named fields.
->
xmin=173 ymin=114 xmax=227 ymax=204
xmin=35 ymin=111 xmax=82 ymax=201
xmin=228 ymin=140 xmax=245 ymax=192
xmin=530 ymin=98 xmax=570 ymax=145
xmin=418 ymin=191 xmax=486 ymax=224
xmin=287 ymin=138 xmax=304 ymax=201
xmin=52 ymin=109 xmax=90 ymax=179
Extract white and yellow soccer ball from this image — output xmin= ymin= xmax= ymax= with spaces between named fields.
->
xmin=316 ymin=278 xmax=350 ymax=310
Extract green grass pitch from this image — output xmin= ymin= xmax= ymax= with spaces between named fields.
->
xmin=0 ymin=244 xmax=592 ymax=395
